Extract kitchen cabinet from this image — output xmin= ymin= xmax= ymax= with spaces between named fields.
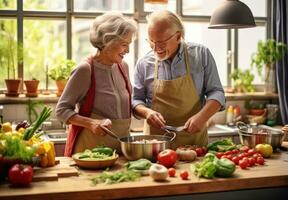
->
xmin=1 ymin=143 xmax=288 ymax=200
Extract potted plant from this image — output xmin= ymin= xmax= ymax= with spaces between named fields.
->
xmin=230 ymin=69 xmax=255 ymax=93
xmin=48 ymin=59 xmax=76 ymax=97
xmin=24 ymin=78 xmax=40 ymax=97
xmin=251 ymin=39 xmax=287 ymax=93
xmin=0 ymin=29 xmax=21 ymax=97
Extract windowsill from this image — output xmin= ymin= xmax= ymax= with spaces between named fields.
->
xmin=0 ymin=92 xmax=279 ymax=104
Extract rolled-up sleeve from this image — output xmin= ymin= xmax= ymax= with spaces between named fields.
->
xmin=132 ymin=59 xmax=147 ymax=109
xmin=55 ymin=63 xmax=91 ymax=123
xmin=202 ymin=47 xmax=226 ymax=111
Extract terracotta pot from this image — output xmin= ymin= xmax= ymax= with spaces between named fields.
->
xmin=55 ymin=79 xmax=67 ymax=97
xmin=24 ymin=80 xmax=39 ymax=96
xmin=5 ymin=79 xmax=21 ymax=97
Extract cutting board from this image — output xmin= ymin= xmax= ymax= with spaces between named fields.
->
xmin=33 ymin=157 xmax=79 ymax=182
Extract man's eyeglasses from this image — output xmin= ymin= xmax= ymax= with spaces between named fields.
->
xmin=146 ymin=32 xmax=178 ymax=48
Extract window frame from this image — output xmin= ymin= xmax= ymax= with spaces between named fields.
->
xmin=0 ymin=0 xmax=270 ymax=93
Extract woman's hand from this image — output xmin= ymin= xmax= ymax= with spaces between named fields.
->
xmin=184 ymin=114 xmax=206 ymax=134
xmin=146 ymin=110 xmax=166 ymax=129
xmin=90 ymin=119 xmax=112 ymax=136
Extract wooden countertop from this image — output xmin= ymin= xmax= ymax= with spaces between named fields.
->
xmin=1 ymin=145 xmax=288 ymax=200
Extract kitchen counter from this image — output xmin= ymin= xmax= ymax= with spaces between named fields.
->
xmin=1 ymin=143 xmax=288 ymax=200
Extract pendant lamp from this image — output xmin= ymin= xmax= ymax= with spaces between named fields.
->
xmin=209 ymin=0 xmax=256 ymax=29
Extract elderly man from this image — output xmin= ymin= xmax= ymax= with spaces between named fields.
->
xmin=132 ymin=10 xmax=225 ymax=148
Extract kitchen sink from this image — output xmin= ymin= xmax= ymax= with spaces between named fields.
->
xmin=44 ymin=129 xmax=67 ymax=143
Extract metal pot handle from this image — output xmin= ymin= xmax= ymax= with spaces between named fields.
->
xmin=236 ymin=121 xmax=248 ymax=131
xmin=163 ymin=131 xmax=176 ymax=142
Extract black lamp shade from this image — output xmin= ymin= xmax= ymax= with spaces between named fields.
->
xmin=209 ymin=0 xmax=256 ymax=29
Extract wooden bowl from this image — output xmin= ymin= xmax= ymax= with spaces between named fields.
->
xmin=72 ymin=154 xmax=118 ymax=169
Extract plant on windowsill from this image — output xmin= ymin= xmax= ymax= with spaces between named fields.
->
xmin=48 ymin=59 xmax=76 ymax=97
xmin=24 ymin=77 xmax=40 ymax=97
xmin=0 ymin=29 xmax=22 ymax=97
xmin=251 ymin=39 xmax=287 ymax=93
xmin=229 ymin=69 xmax=255 ymax=93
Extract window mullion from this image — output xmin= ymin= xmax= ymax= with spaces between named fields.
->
xmin=17 ymin=0 xmax=23 ymax=91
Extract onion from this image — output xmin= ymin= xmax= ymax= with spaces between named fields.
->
xmin=176 ymin=148 xmax=197 ymax=161
xmin=149 ymin=164 xmax=168 ymax=181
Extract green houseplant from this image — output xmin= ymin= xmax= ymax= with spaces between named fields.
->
xmin=0 ymin=28 xmax=22 ymax=96
xmin=48 ymin=59 xmax=76 ymax=96
xmin=230 ymin=69 xmax=255 ymax=93
xmin=251 ymin=39 xmax=287 ymax=92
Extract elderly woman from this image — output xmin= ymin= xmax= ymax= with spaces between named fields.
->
xmin=56 ymin=13 xmax=137 ymax=156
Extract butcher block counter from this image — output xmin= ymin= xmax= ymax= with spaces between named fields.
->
xmin=1 ymin=146 xmax=288 ymax=200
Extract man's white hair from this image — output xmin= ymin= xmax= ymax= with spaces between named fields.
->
xmin=146 ymin=10 xmax=185 ymax=38
xmin=90 ymin=12 xmax=137 ymax=50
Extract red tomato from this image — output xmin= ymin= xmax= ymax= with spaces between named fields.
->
xmin=232 ymin=149 xmax=239 ymax=155
xmin=256 ymin=156 xmax=265 ymax=165
xmin=195 ymin=148 xmax=204 ymax=157
xmin=240 ymin=146 xmax=250 ymax=153
xmin=157 ymin=149 xmax=177 ymax=168
xmin=248 ymin=157 xmax=256 ymax=166
xmin=232 ymin=156 xmax=239 ymax=165
xmin=168 ymin=168 xmax=176 ymax=177
xmin=247 ymin=149 xmax=257 ymax=156
xmin=201 ymin=147 xmax=208 ymax=155
xmin=224 ymin=150 xmax=233 ymax=155
xmin=226 ymin=154 xmax=233 ymax=160
xmin=252 ymin=153 xmax=262 ymax=158
xmin=180 ymin=170 xmax=189 ymax=180
xmin=238 ymin=153 xmax=247 ymax=160
xmin=8 ymin=164 xmax=33 ymax=186
xmin=239 ymin=159 xmax=248 ymax=169
xmin=216 ymin=152 xmax=224 ymax=159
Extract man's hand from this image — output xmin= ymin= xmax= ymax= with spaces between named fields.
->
xmin=146 ymin=110 xmax=166 ymax=129
xmin=184 ymin=114 xmax=206 ymax=134
xmin=90 ymin=119 xmax=112 ymax=136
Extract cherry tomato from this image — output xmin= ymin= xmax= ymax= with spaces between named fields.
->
xmin=216 ymin=152 xmax=224 ymax=159
xmin=240 ymin=146 xmax=250 ymax=153
xmin=232 ymin=156 xmax=240 ymax=165
xmin=8 ymin=164 xmax=33 ymax=186
xmin=224 ymin=150 xmax=233 ymax=155
xmin=201 ymin=147 xmax=208 ymax=155
xmin=252 ymin=153 xmax=262 ymax=158
xmin=239 ymin=159 xmax=248 ymax=169
xmin=256 ymin=156 xmax=265 ymax=165
xmin=157 ymin=149 xmax=177 ymax=168
xmin=232 ymin=149 xmax=239 ymax=155
xmin=195 ymin=148 xmax=204 ymax=157
xmin=247 ymin=149 xmax=257 ymax=156
xmin=226 ymin=154 xmax=233 ymax=160
xmin=168 ymin=168 xmax=176 ymax=177
xmin=180 ymin=170 xmax=189 ymax=180
xmin=248 ymin=157 xmax=256 ymax=166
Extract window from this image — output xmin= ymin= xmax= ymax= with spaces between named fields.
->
xmin=0 ymin=0 xmax=269 ymax=93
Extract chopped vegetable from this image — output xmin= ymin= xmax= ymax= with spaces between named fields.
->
xmin=92 ymin=147 xmax=114 ymax=156
xmin=125 ymin=158 xmax=152 ymax=171
xmin=207 ymin=138 xmax=236 ymax=152
xmin=91 ymin=169 xmax=141 ymax=185
xmin=73 ymin=149 xmax=117 ymax=161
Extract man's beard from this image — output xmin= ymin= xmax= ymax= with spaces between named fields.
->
xmin=155 ymin=52 xmax=169 ymax=61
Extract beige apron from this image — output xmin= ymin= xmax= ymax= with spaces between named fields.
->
xmin=74 ymin=113 xmax=131 ymax=154
xmin=144 ymin=43 xmax=208 ymax=149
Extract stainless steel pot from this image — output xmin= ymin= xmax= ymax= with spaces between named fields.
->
xmin=236 ymin=122 xmax=284 ymax=149
xmin=101 ymin=126 xmax=176 ymax=162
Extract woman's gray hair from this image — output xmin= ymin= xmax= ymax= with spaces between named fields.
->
xmin=90 ymin=12 xmax=137 ymax=50
xmin=146 ymin=10 xmax=185 ymax=38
